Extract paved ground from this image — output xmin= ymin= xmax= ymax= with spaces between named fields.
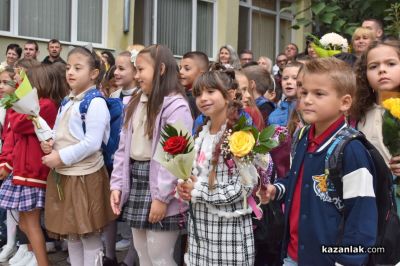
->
xmin=0 ymin=250 xmax=128 ymax=266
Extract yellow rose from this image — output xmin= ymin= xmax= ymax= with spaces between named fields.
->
xmin=229 ymin=131 xmax=255 ymax=157
xmin=383 ymin=98 xmax=400 ymax=119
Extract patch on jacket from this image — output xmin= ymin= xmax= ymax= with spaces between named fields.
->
xmin=312 ymin=174 xmax=342 ymax=209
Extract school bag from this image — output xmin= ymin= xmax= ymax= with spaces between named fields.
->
xmin=294 ymin=126 xmax=400 ymax=265
xmin=61 ymin=88 xmax=124 ymax=172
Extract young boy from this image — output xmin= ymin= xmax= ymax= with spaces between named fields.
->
xmin=179 ymin=51 xmax=209 ymax=119
xmin=268 ymin=62 xmax=302 ymax=126
xmin=263 ymin=58 xmax=377 ymax=265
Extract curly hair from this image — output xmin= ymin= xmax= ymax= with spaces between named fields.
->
xmin=352 ymin=40 xmax=400 ymax=121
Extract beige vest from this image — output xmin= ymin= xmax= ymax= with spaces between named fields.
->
xmin=54 ymin=101 xmax=104 ymax=175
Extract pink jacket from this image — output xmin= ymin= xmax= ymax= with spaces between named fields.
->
xmin=110 ymin=94 xmax=193 ymax=217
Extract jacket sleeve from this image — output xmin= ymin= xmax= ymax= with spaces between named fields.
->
xmin=10 ymin=99 xmax=58 ymax=135
xmin=110 ymin=125 xmax=128 ymax=192
xmin=335 ymin=140 xmax=377 ymax=265
xmin=190 ymin=168 xmax=254 ymax=206
xmin=58 ymin=98 xmax=110 ymax=165
xmin=0 ymin=129 xmax=15 ymax=172
xmin=152 ymin=102 xmax=194 ymax=203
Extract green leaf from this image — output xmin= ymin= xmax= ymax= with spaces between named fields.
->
xmin=311 ymin=2 xmax=326 ymax=15
xmin=291 ymin=25 xmax=300 ymax=30
xmin=296 ymin=17 xmax=311 ymax=26
xmin=324 ymin=5 xmax=340 ymax=13
xmin=280 ymin=6 xmax=295 ymax=14
xmin=320 ymin=13 xmax=336 ymax=24
xmin=259 ymin=125 xmax=276 ymax=142
xmin=332 ymin=19 xmax=346 ymax=31
xmin=233 ymin=115 xmax=247 ymax=131
xmin=253 ymin=145 xmax=269 ymax=154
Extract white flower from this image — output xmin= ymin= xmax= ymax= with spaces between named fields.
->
xmin=319 ymin=32 xmax=349 ymax=52
xmin=130 ymin=49 xmax=139 ymax=66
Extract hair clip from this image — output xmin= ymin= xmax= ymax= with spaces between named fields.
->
xmin=130 ymin=49 xmax=139 ymax=66
xmin=0 ymin=65 xmax=6 ymax=73
xmin=84 ymin=43 xmax=93 ymax=53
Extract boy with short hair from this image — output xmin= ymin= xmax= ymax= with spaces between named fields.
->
xmin=263 ymin=58 xmax=377 ymax=265
xmin=179 ymin=51 xmax=209 ymax=118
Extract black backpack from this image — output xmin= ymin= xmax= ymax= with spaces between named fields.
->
xmin=293 ymin=126 xmax=400 ymax=265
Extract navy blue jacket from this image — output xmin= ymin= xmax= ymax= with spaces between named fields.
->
xmin=274 ymin=124 xmax=377 ymax=266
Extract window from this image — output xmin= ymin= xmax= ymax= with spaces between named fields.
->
xmin=134 ymin=0 xmax=216 ymax=57
xmin=0 ymin=0 xmax=107 ymax=45
xmin=238 ymin=0 xmax=293 ymax=60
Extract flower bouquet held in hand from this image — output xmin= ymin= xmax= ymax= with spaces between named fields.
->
xmin=307 ymin=32 xmax=349 ymax=58
xmin=154 ymin=122 xmax=195 ymax=182
xmin=382 ymin=98 xmax=400 ymax=157
xmin=0 ymin=70 xmax=52 ymax=141
xmin=220 ymin=115 xmax=279 ymax=212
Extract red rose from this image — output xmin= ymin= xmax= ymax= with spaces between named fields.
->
xmin=163 ymin=136 xmax=188 ymax=155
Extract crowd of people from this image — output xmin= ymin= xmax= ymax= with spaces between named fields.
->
xmin=0 ymin=17 xmax=399 ymax=266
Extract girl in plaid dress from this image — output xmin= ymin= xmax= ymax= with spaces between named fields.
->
xmin=178 ymin=69 xmax=257 ymax=265
xmin=110 ymin=44 xmax=193 ymax=266
xmin=0 ymin=64 xmax=68 ymax=266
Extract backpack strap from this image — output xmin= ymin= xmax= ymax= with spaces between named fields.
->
xmin=78 ymin=88 xmax=104 ymax=133
xmin=290 ymin=125 xmax=310 ymax=156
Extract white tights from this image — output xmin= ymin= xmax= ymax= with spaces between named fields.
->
xmin=67 ymin=234 xmax=103 ymax=266
xmin=6 ymin=210 xmax=18 ymax=247
xmin=132 ymin=228 xmax=179 ymax=266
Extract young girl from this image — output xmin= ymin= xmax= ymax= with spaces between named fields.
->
xmin=353 ymin=39 xmax=400 ymax=214
xmin=268 ymin=62 xmax=302 ymax=127
xmin=110 ymin=44 xmax=193 ymax=266
xmin=41 ymin=47 xmax=116 ymax=266
xmin=177 ymin=70 xmax=257 ymax=265
xmin=0 ymin=64 xmax=67 ymax=266
xmin=104 ymin=50 xmax=140 ymax=266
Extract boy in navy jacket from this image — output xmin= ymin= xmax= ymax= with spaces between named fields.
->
xmin=262 ymin=58 xmax=377 ymax=266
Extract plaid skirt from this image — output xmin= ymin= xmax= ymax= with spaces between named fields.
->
xmin=123 ymin=160 xmax=186 ymax=231
xmin=0 ymin=174 xmax=45 ymax=211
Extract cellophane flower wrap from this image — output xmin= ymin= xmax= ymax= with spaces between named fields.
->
xmin=382 ymin=98 xmax=400 ymax=156
xmin=154 ymin=122 xmax=195 ymax=181
xmin=0 ymin=70 xmax=52 ymax=142
xmin=308 ymin=32 xmax=349 ymax=58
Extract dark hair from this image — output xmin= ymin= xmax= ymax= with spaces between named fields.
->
xmin=6 ymin=43 xmax=22 ymax=58
xmin=352 ymin=40 xmax=400 ymax=121
xmin=67 ymin=46 xmax=105 ymax=86
xmin=193 ymin=68 xmax=243 ymax=188
xmin=15 ymin=58 xmax=41 ymax=69
xmin=276 ymin=53 xmax=287 ymax=60
xmin=48 ymin=39 xmax=61 ymax=46
xmin=182 ymin=51 xmax=209 ymax=72
xmin=363 ymin=18 xmax=383 ymax=30
xmin=239 ymin=49 xmax=253 ymax=57
xmin=27 ymin=64 xmax=69 ymax=106
xmin=25 ymin=40 xmax=39 ymax=51
xmin=242 ymin=65 xmax=273 ymax=95
xmin=334 ymin=52 xmax=357 ymax=67
xmin=102 ymin=50 xmax=116 ymax=67
xmin=242 ymin=61 xmax=259 ymax=68
xmin=124 ymin=44 xmax=185 ymax=138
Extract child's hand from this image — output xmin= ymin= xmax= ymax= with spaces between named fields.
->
xmin=258 ymin=184 xmax=276 ymax=204
xmin=148 ymin=199 xmax=167 ymax=224
xmin=0 ymin=168 xmax=9 ymax=180
xmin=110 ymin=190 xmax=121 ymax=215
xmin=390 ymin=155 xmax=400 ymax=177
xmin=177 ymin=176 xmax=197 ymax=201
xmin=40 ymin=139 xmax=54 ymax=154
xmin=42 ymin=150 xmax=63 ymax=168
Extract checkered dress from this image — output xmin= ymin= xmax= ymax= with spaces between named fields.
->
xmin=0 ymin=174 xmax=45 ymax=211
xmin=186 ymin=140 xmax=255 ymax=265
xmin=123 ymin=160 xmax=186 ymax=231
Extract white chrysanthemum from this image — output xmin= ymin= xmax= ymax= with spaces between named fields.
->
xmin=320 ymin=32 xmax=349 ymax=52
xmin=130 ymin=49 xmax=139 ymax=66
xmin=0 ymin=64 xmax=6 ymax=73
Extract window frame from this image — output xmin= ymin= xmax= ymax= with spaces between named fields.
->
xmin=151 ymin=0 xmax=217 ymax=58
xmin=239 ymin=0 xmax=293 ymax=58
xmin=0 ymin=0 xmax=108 ymax=48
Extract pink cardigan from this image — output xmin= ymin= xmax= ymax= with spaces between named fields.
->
xmin=110 ymin=94 xmax=193 ymax=217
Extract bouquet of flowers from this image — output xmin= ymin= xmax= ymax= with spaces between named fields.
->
xmin=220 ymin=116 xmax=278 ymax=212
xmin=382 ymin=98 xmax=400 ymax=156
xmin=307 ymin=32 xmax=349 ymax=58
xmin=154 ymin=122 xmax=195 ymax=181
xmin=0 ymin=70 xmax=52 ymax=141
